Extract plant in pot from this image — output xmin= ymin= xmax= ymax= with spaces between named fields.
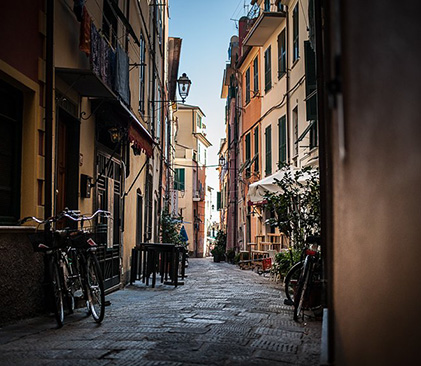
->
xmin=211 ymin=230 xmax=226 ymax=262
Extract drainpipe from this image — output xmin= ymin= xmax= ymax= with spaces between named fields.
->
xmin=285 ymin=5 xmax=291 ymax=164
xmin=150 ymin=0 xmax=157 ymax=241
xmin=44 ymin=0 xmax=54 ymax=220
xmin=158 ymin=2 xmax=166 ymax=226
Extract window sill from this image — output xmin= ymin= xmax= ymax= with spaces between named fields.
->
xmin=0 ymin=226 xmax=36 ymax=234
xmin=264 ymin=86 xmax=273 ymax=95
xmin=278 ymin=72 xmax=286 ymax=80
xmin=291 ymin=57 xmax=300 ymax=70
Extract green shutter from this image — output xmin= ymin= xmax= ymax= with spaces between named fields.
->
xmin=254 ymin=127 xmax=259 ymax=172
xmin=265 ymin=125 xmax=272 ymax=175
xmin=175 ymin=168 xmax=185 ymax=191
xmin=245 ymin=133 xmax=251 ymax=177
xmin=304 ymin=41 xmax=317 ymax=121
xmin=279 ymin=116 xmax=287 ymax=164
xmin=179 ymin=168 xmax=185 ymax=191
xmin=217 ymin=192 xmax=221 ymax=210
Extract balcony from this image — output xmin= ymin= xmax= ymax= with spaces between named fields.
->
xmin=243 ymin=3 xmax=286 ymax=47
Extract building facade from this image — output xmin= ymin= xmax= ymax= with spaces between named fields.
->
xmin=220 ymin=0 xmax=318 ymax=252
xmin=173 ymin=104 xmax=211 ymax=258
xmin=0 ymin=0 xmax=183 ymax=323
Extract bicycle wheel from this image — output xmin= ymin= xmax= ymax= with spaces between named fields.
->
xmin=49 ymin=257 xmax=64 ymax=327
xmin=284 ymin=261 xmax=303 ymax=304
xmin=293 ymin=258 xmax=311 ymax=322
xmin=85 ymin=254 xmax=105 ymax=323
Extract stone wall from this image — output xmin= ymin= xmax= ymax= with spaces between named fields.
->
xmin=0 ymin=227 xmax=46 ymax=325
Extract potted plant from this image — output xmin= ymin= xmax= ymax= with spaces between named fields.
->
xmin=211 ymin=230 xmax=226 ymax=262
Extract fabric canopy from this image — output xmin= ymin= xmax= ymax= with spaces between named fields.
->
xmin=247 ymin=168 xmax=316 ymax=204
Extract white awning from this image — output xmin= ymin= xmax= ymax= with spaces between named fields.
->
xmin=247 ymin=168 xmax=316 ymax=204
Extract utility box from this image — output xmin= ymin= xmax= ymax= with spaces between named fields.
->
xmin=80 ymin=174 xmax=92 ymax=198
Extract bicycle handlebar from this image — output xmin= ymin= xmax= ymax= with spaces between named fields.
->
xmin=18 ymin=209 xmax=112 ymax=226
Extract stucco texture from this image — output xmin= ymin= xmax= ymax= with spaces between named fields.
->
xmin=0 ymin=231 xmax=46 ymax=325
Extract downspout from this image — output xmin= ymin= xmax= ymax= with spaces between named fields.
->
xmin=158 ymin=2 xmax=166 ymax=227
xmin=150 ymin=0 xmax=157 ymax=241
xmin=45 ymin=0 xmax=54 ymax=220
xmin=285 ymin=5 xmax=291 ymax=164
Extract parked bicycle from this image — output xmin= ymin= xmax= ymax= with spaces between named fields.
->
xmin=19 ymin=208 xmax=111 ymax=327
xmin=283 ymin=235 xmax=323 ymax=321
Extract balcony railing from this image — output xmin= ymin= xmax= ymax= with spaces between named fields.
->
xmin=243 ymin=1 xmax=286 ymax=47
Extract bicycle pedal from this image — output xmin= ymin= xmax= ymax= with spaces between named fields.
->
xmin=284 ymin=298 xmax=294 ymax=306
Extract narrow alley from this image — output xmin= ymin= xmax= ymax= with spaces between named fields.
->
xmin=0 ymin=258 xmax=321 ymax=366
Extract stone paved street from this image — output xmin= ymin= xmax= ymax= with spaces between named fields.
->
xmin=0 ymin=258 xmax=321 ymax=366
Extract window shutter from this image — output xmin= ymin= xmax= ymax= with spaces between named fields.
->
xmin=304 ymin=41 xmax=317 ymax=121
xmin=265 ymin=126 xmax=272 ymax=175
xmin=279 ymin=116 xmax=287 ymax=164
xmin=217 ymin=192 xmax=221 ymax=210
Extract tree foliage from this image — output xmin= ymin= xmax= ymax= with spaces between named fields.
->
xmin=160 ymin=206 xmax=183 ymax=246
xmin=264 ymin=165 xmax=321 ymax=249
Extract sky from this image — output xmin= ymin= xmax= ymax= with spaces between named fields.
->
xmin=169 ymin=0 xmax=249 ymax=201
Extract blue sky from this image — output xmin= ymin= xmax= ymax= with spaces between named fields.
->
xmin=169 ymin=0 xmax=248 ymax=193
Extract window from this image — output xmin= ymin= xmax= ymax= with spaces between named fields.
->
xmin=253 ymin=57 xmax=259 ymax=93
xmin=136 ymin=191 xmax=143 ymax=244
xmin=265 ymin=125 xmax=272 ymax=176
xmin=196 ymin=114 xmax=202 ymax=129
xmin=245 ymin=133 xmax=251 ymax=178
xmin=245 ymin=67 xmax=251 ymax=105
xmin=310 ymin=121 xmax=318 ymax=149
xmin=102 ymin=0 xmax=117 ymax=48
xmin=264 ymin=46 xmax=272 ymax=92
xmin=175 ymin=168 xmax=185 ymax=191
xmin=278 ymin=115 xmax=287 ymax=164
xmin=278 ymin=30 xmax=286 ymax=78
xmin=264 ymin=0 xmax=271 ymax=11
xmin=293 ymin=5 xmax=299 ymax=62
xmin=0 ymin=80 xmax=22 ymax=224
xmin=139 ymin=32 xmax=146 ymax=113
xmin=254 ymin=126 xmax=259 ymax=172
xmin=144 ymin=173 xmax=153 ymax=241
xmin=293 ymin=107 xmax=299 ymax=156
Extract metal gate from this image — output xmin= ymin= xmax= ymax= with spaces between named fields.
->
xmin=96 ymin=152 xmax=122 ymax=291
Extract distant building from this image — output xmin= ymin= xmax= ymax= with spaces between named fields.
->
xmin=221 ymin=0 xmax=318 ymax=252
xmin=173 ymin=104 xmax=212 ymax=257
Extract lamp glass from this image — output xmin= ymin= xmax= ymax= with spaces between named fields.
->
xmin=177 ymin=73 xmax=191 ymax=102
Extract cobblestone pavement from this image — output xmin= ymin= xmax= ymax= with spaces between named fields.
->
xmin=0 ymin=258 xmax=321 ymax=366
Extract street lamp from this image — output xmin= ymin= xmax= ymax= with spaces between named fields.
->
xmin=219 ymin=155 xmax=226 ymax=167
xmin=177 ymin=73 xmax=191 ymax=103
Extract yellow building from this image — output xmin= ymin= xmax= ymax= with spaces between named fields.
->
xmin=0 ymin=0 xmax=183 ymax=323
xmin=174 ymin=104 xmax=211 ymax=257
xmin=221 ymin=0 xmax=318 ymax=251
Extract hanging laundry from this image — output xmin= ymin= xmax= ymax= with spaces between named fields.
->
xmin=100 ymin=37 xmax=109 ymax=85
xmin=108 ymin=47 xmax=116 ymax=89
xmin=90 ymin=22 xmax=101 ymax=78
xmin=79 ymin=6 xmax=91 ymax=56
xmin=73 ymin=0 xmax=86 ymax=22
xmin=115 ymin=45 xmax=130 ymax=105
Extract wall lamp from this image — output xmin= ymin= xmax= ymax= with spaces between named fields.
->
xmin=177 ymin=73 xmax=191 ymax=103
xmin=219 ymin=155 xmax=226 ymax=167
xmin=154 ymin=73 xmax=192 ymax=104
xmin=108 ymin=127 xmax=122 ymax=143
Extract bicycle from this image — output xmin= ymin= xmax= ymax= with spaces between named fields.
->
xmin=20 ymin=208 xmax=111 ymax=327
xmin=282 ymin=236 xmax=323 ymax=321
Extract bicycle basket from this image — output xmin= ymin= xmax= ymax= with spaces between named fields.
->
xmin=68 ymin=231 xmax=92 ymax=249
xmin=68 ymin=227 xmax=106 ymax=249
xmin=27 ymin=231 xmax=54 ymax=252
